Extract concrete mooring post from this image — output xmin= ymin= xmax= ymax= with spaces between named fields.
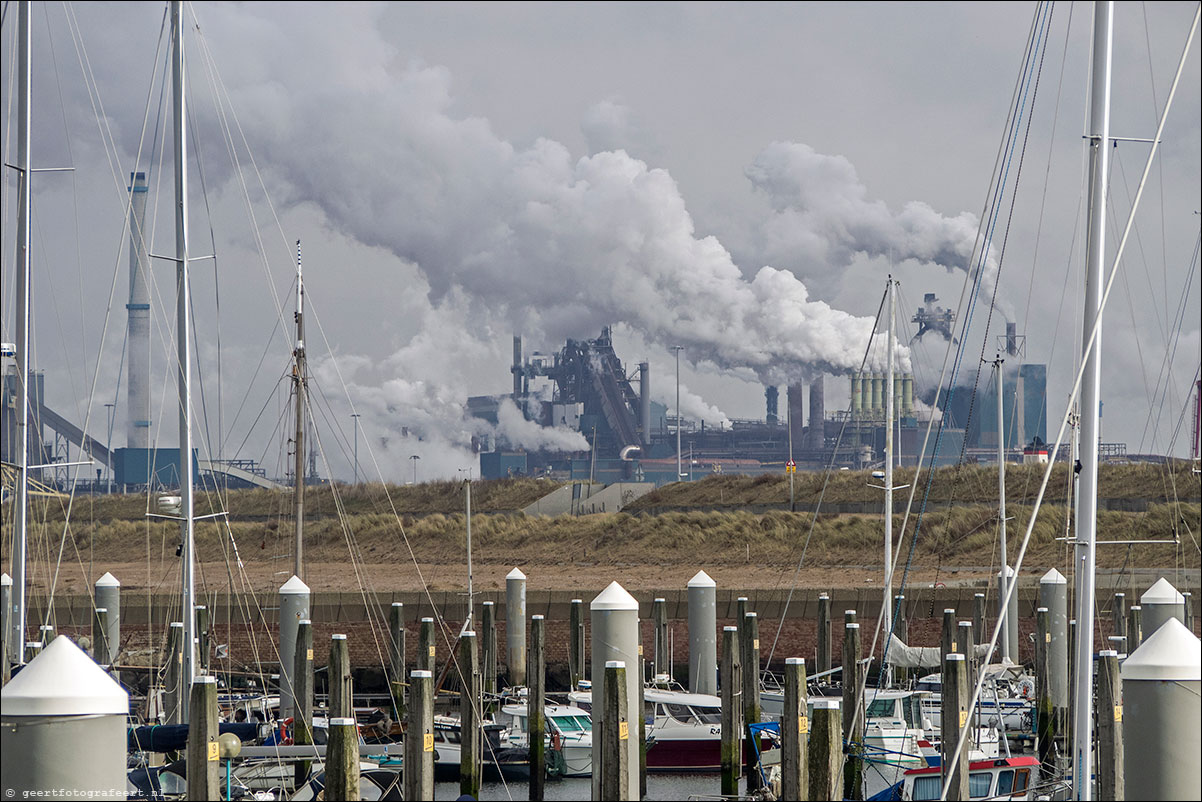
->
xmin=528 ymin=617 xmax=546 ymax=801
xmin=94 ymin=572 xmax=120 ymax=671
xmin=1038 ymin=568 xmax=1068 ymax=745
xmin=1141 ymin=577 xmax=1186 ymax=635
xmin=808 ymin=698 xmax=842 ymax=800
xmin=327 ymin=717 xmax=361 ymax=801
xmin=941 ymin=653 xmax=968 ymax=801
xmin=506 ymin=568 xmax=527 ymax=687
xmin=781 ymin=657 xmax=809 ymax=801
xmin=843 ymin=619 xmax=863 ymax=800
xmin=591 ymin=582 xmax=640 ymax=801
xmin=418 ymin=617 xmax=435 ymax=675
xmin=483 ymin=601 xmax=498 ymax=695
xmin=186 ymin=676 xmax=219 ymax=801
xmin=720 ymin=625 xmax=741 ymax=798
xmin=459 ymin=630 xmax=481 ymax=801
xmin=688 ymin=570 xmax=717 ymax=695
xmin=742 ymin=611 xmax=763 ymax=793
xmin=568 ymin=598 xmax=584 ymax=690
xmin=601 ymin=661 xmax=631 ymax=801
xmin=1095 ymin=649 xmax=1123 ymax=801
xmin=817 ymin=594 xmax=831 ymax=675
xmin=92 ymin=608 xmax=110 ymax=667
xmin=405 ymin=669 xmax=435 ymax=802
xmin=278 ymin=575 xmax=310 ymax=720
xmin=293 ymin=619 xmax=314 ymax=789
xmin=329 ymin=634 xmax=352 ymax=719
xmin=653 ymin=597 xmax=668 ymax=677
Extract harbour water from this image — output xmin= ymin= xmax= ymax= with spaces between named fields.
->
xmin=434 ymin=774 xmax=739 ymax=800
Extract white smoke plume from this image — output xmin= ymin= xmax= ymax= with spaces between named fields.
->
xmin=745 ymin=142 xmax=1001 ymax=312
xmin=214 ymin=49 xmax=909 ymax=381
xmin=653 ymin=382 xmax=732 ymax=429
xmin=495 ymin=399 xmax=591 ymax=452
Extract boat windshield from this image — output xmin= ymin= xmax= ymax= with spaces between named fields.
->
xmin=691 ymin=706 xmax=722 ymax=724
xmin=550 ymin=714 xmax=591 ymax=732
xmin=661 ymin=703 xmax=696 ymax=724
xmin=866 ymin=698 xmax=897 ymax=719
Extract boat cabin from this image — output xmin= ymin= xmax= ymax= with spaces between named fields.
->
xmin=902 ymin=756 xmax=1038 ymax=800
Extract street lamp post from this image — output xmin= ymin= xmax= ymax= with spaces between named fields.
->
xmin=351 ymin=413 xmax=361 ymax=484
xmin=104 ymin=403 xmax=115 ymax=493
xmin=410 ymin=454 xmax=420 ymax=485
xmin=672 ymin=345 xmax=684 ymax=481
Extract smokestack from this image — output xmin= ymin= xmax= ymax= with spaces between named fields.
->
xmin=511 ymin=334 xmax=522 ymax=401
xmin=1006 ymin=322 xmax=1018 ymax=356
xmin=126 ymin=171 xmax=150 ymax=449
xmin=787 ymin=384 xmax=804 ymax=450
xmin=808 ymin=375 xmax=825 ymax=449
xmin=639 ymin=361 xmax=651 ymax=447
xmin=850 ymin=373 xmax=862 ymax=418
xmin=765 ymin=385 xmax=779 ymax=425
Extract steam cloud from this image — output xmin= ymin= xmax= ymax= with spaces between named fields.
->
xmin=746 ymin=142 xmax=1001 ymax=311
xmin=495 ymin=399 xmax=591 ymax=452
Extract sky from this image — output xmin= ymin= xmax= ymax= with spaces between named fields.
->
xmin=2 ymin=1 xmax=1199 ymax=483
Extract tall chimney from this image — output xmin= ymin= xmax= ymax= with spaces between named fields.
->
xmin=765 ymin=385 xmax=779 ymax=425
xmin=1006 ymin=322 xmax=1018 ymax=356
xmin=787 ymin=384 xmax=804 ymax=450
xmin=126 ymin=172 xmax=151 ymax=449
xmin=511 ymin=335 xmax=522 ymax=401
xmin=639 ymin=361 xmax=651 ymax=447
xmin=808 ymin=375 xmax=825 ymax=450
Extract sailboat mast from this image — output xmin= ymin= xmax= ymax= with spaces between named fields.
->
xmin=172 ymin=0 xmax=197 ymax=711
xmin=1073 ymin=3 xmax=1112 ymax=799
xmin=996 ymin=355 xmax=1010 ymax=662
xmin=293 ymin=240 xmax=306 ymax=581
xmin=883 ymin=275 xmax=895 ymax=679
xmin=11 ymin=0 xmax=32 ymax=664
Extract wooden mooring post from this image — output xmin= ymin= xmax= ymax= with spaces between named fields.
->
xmin=483 ymin=601 xmax=498 ymax=695
xmin=294 ymin=619 xmax=315 ymax=789
xmin=389 ymin=602 xmax=406 ymax=716
xmin=568 ymin=598 xmax=584 ymax=690
xmin=327 ymin=717 xmax=361 ymax=800
xmin=196 ymin=605 xmax=210 ymax=673
xmin=405 ymin=669 xmax=435 ymax=801
xmin=418 ymin=616 xmax=435 ymax=675
xmin=1095 ymin=649 xmax=1124 ymax=800
xmin=1034 ymin=607 xmax=1055 ymax=778
xmin=92 ymin=607 xmax=110 ymax=667
xmin=941 ymin=653 xmax=968 ymax=800
xmin=330 ymin=633 xmax=352 ymax=718
xmin=843 ymin=617 xmax=863 ymax=800
xmin=601 ymin=660 xmax=631 ymax=801
xmin=817 ymin=593 xmax=831 ymax=675
xmin=460 ymin=630 xmax=481 ymax=800
xmin=720 ymin=625 xmax=741 ymax=798
xmin=781 ymin=657 xmax=809 ymax=801
xmin=164 ymin=621 xmax=183 ymax=724
xmin=186 ymin=676 xmax=219 ymax=801
xmin=653 ymin=597 xmax=668 ymax=677
xmin=742 ymin=611 xmax=763 ymax=793
xmin=528 ymin=616 xmax=546 ymax=801
xmin=808 ymin=698 xmax=842 ymax=800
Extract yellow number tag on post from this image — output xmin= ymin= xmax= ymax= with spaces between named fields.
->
xmin=959 ymin=711 xmax=968 ymax=728
xmin=207 ymin=741 xmax=219 ymax=761
xmin=1045 ymin=633 xmax=1052 ymax=643
xmin=428 ymin=645 xmax=436 ymax=658
xmin=306 ymin=648 xmax=313 ymax=661
xmin=619 ymin=721 xmax=629 ymax=741
xmin=753 ymin=639 xmax=760 ymax=651
xmin=799 ymin=716 xmax=809 ymax=734
xmin=638 ymin=644 xmax=644 ymax=656
xmin=423 ymin=733 xmax=434 ymax=752
xmin=1114 ymin=705 xmax=1122 ymax=722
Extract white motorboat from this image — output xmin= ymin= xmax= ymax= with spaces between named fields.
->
xmin=496 ymin=700 xmax=595 ymax=777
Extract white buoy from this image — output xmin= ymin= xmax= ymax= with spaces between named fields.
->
xmin=506 ymin=568 xmax=527 ymax=686
xmin=94 ymin=572 xmax=121 ymax=669
xmin=1121 ymin=617 xmax=1200 ymax=800
xmin=1 ymin=635 xmax=128 ymax=799
xmin=591 ymin=581 xmax=640 ymax=801
xmin=278 ymin=574 xmax=311 ymax=720
xmin=1140 ymin=577 xmax=1185 ymax=636
xmin=687 ymin=569 xmax=717 ymax=695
